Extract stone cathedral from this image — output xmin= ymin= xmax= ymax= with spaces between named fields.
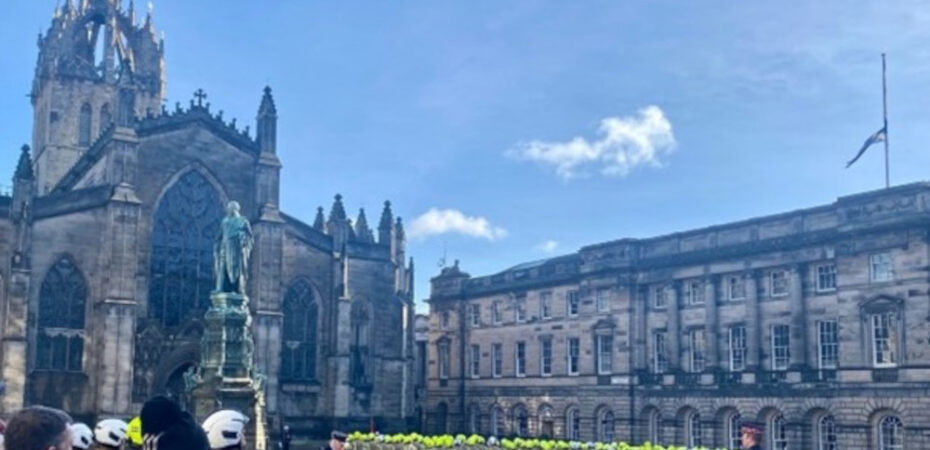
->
xmin=0 ymin=0 xmax=417 ymax=435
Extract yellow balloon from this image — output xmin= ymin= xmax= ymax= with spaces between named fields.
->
xmin=127 ymin=416 xmax=143 ymax=446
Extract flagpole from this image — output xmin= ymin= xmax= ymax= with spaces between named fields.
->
xmin=883 ymin=53 xmax=889 ymax=188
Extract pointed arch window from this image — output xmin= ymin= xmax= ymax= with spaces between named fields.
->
xmin=281 ymin=279 xmax=318 ymax=381
xmin=148 ymin=171 xmax=223 ymax=330
xmin=79 ymin=103 xmax=93 ymax=146
xmin=99 ymin=103 xmax=112 ymax=132
xmin=35 ymin=257 xmax=87 ymax=372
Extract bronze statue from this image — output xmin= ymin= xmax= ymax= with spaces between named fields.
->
xmin=214 ymin=201 xmax=254 ymax=295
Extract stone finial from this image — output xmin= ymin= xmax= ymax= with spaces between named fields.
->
xmin=379 ymin=200 xmax=393 ymax=230
xmin=328 ymin=194 xmax=347 ymax=222
xmin=258 ymin=86 xmax=277 ymax=117
xmin=354 ymin=208 xmax=375 ymax=243
xmin=15 ymin=145 xmax=34 ymax=180
xmin=313 ymin=206 xmax=325 ymax=231
xmin=395 ymin=217 xmax=405 ymax=241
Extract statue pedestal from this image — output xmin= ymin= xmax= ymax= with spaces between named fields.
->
xmin=188 ymin=292 xmax=268 ymax=450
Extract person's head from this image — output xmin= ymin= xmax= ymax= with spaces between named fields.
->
xmin=226 ymin=201 xmax=241 ymax=217
xmin=70 ymin=423 xmax=93 ymax=450
xmin=140 ymin=396 xmax=183 ymax=439
xmin=330 ymin=431 xmax=347 ymax=450
xmin=740 ymin=422 xmax=763 ymax=447
xmin=202 ymin=410 xmax=248 ymax=450
xmin=93 ymin=419 xmax=128 ymax=449
xmin=6 ymin=406 xmax=73 ymax=450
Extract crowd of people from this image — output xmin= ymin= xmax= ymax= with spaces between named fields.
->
xmin=0 ymin=395 xmax=266 ymax=450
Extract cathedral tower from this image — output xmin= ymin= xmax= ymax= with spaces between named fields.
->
xmin=31 ymin=0 xmax=165 ymax=194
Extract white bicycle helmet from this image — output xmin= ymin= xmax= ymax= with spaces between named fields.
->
xmin=202 ymin=410 xmax=249 ymax=449
xmin=94 ymin=419 xmax=129 ymax=448
xmin=71 ymin=423 xmax=94 ymax=450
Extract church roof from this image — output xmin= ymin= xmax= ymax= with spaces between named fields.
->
xmin=34 ymin=184 xmax=115 ymax=220
xmin=53 ymin=95 xmax=260 ymax=194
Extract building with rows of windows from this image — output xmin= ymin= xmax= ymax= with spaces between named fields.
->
xmin=426 ymin=183 xmax=930 ymax=450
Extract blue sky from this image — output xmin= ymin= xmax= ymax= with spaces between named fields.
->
xmin=2 ymin=1 xmax=930 ymax=310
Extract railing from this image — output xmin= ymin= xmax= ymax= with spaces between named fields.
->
xmin=872 ymin=368 xmax=898 ymax=382
xmin=801 ymin=369 xmax=837 ymax=382
xmin=758 ymin=370 xmax=787 ymax=384
xmin=639 ymin=372 xmax=663 ymax=386
xmin=676 ymin=373 xmax=701 ymax=386
xmin=715 ymin=371 xmax=742 ymax=385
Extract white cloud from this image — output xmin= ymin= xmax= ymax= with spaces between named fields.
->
xmin=507 ymin=106 xmax=676 ymax=180
xmin=535 ymin=240 xmax=559 ymax=254
xmin=408 ymin=208 xmax=508 ymax=241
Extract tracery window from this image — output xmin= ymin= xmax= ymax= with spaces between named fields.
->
xmin=281 ymin=279 xmax=318 ymax=381
xmin=148 ymin=171 xmax=223 ymax=329
xmin=35 ymin=257 xmax=87 ymax=372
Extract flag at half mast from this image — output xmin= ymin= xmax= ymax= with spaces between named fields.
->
xmin=846 ymin=126 xmax=886 ymax=168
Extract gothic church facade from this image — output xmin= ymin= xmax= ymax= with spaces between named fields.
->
xmin=0 ymin=0 xmax=417 ymax=435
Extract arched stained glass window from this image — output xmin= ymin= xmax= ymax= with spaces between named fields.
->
xmin=79 ymin=103 xmax=92 ymax=146
xmin=281 ymin=279 xmax=318 ymax=381
xmin=35 ymin=257 xmax=87 ymax=371
xmin=148 ymin=171 xmax=223 ymax=329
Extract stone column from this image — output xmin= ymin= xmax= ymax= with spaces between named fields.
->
xmin=632 ymin=284 xmax=647 ymax=371
xmin=703 ymin=276 xmax=719 ymax=370
xmin=1 ymin=265 xmax=30 ymax=413
xmin=250 ymin=212 xmax=284 ymax=416
xmin=95 ymin=186 xmax=141 ymax=415
xmin=789 ymin=265 xmax=808 ymax=369
xmin=745 ymin=271 xmax=762 ymax=370
xmin=666 ymin=283 xmax=681 ymax=371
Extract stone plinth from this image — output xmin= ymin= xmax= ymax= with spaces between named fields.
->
xmin=188 ymin=292 xmax=268 ymax=450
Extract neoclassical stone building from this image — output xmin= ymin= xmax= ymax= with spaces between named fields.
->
xmin=0 ymin=0 xmax=416 ymax=435
xmin=427 ymin=183 xmax=930 ymax=449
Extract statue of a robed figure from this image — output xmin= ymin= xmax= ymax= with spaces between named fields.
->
xmin=214 ymin=201 xmax=254 ymax=295
xmin=187 ymin=199 xmax=267 ymax=450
